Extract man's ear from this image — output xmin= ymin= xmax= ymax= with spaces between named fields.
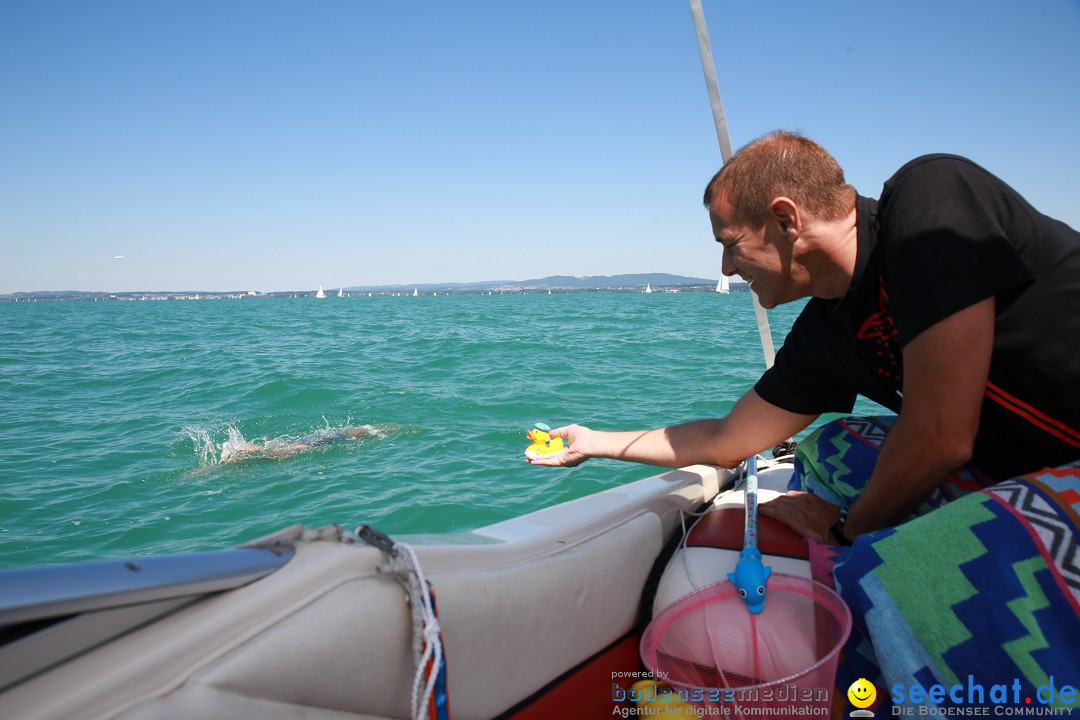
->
xmin=769 ymin=197 xmax=800 ymax=238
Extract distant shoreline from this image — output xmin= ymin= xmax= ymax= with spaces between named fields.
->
xmin=1 ymin=274 xmax=749 ymax=302
xmin=1 ymin=285 xmax=749 ymax=302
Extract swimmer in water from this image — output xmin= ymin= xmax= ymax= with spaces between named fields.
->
xmin=224 ymin=425 xmax=374 ymax=462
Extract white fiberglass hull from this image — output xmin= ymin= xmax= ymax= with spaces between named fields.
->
xmin=0 ymin=460 xmax=803 ymax=720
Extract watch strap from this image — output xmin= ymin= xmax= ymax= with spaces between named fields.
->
xmin=830 ymin=506 xmax=853 ymax=547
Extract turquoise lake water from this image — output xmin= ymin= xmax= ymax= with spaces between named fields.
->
xmin=0 ymin=292 xmax=835 ymax=569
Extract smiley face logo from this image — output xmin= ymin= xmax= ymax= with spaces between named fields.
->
xmin=847 ymin=678 xmax=877 ymax=709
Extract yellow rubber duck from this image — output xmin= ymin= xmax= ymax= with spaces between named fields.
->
xmin=525 ymin=422 xmax=564 ymax=460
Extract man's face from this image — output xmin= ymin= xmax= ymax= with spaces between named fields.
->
xmin=708 ymin=194 xmax=791 ymax=309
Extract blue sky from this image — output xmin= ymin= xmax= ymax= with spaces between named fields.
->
xmin=2 ymin=0 xmax=1078 ymax=294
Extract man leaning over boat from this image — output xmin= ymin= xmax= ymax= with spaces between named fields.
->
xmin=528 ymin=130 xmax=1079 ymax=547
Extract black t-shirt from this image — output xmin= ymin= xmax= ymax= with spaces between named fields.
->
xmin=755 ymin=155 xmax=1080 ymax=480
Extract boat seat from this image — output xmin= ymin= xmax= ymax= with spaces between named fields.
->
xmin=84 ymin=513 xmax=663 ymax=720
xmin=2 ymin=465 xmax=726 ymax=720
xmin=107 ymin=685 xmax=389 ymax=720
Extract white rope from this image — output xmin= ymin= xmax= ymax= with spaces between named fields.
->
xmin=244 ymin=524 xmax=448 ymax=719
xmin=376 ymin=540 xmax=442 ymax=720
xmin=680 ymin=456 xmax=784 ymax=592
xmin=688 ymin=0 xmax=776 ymax=369
xmin=397 ymin=542 xmax=443 ymax=720
xmin=677 ymin=465 xmax=743 ymax=592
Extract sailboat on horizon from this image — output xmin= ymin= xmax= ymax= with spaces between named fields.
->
xmin=644 ymin=284 xmax=652 ymax=294
xmin=315 ymin=285 xmax=326 ymax=298
xmin=715 ymin=276 xmax=730 ymax=294
xmin=337 ymin=288 xmax=344 ymax=298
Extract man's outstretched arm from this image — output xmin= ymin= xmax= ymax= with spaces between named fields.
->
xmin=526 ymin=389 xmax=819 ymax=469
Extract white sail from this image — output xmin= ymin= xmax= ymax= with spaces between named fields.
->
xmin=644 ymin=284 xmax=652 ymax=293
xmin=315 ymin=285 xmax=326 ymax=298
xmin=716 ymin=276 xmax=730 ymax=294
xmin=337 ymin=288 xmax=344 ymax=298
xmin=413 ymin=288 xmax=418 ymax=296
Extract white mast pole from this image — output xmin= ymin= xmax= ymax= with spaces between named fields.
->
xmin=689 ymin=0 xmax=776 ymax=368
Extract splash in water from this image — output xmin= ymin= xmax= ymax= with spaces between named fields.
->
xmin=182 ymin=424 xmax=240 ymax=466
xmin=184 ymin=421 xmax=396 ymax=467
xmin=219 ymin=425 xmax=260 ymax=463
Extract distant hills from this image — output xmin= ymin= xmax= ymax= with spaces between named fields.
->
xmin=345 ymin=273 xmax=739 ymax=293
xmin=2 ymin=274 xmax=747 ymax=302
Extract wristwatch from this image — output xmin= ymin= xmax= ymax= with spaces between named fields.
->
xmin=830 ymin=506 xmax=853 ymax=547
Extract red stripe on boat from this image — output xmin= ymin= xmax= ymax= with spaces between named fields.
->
xmin=687 ymin=507 xmax=809 ymax=559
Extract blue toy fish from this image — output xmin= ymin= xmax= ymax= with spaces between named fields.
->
xmin=727 ymin=455 xmax=772 ymax=614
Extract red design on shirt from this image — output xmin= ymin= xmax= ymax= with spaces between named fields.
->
xmin=857 ymin=284 xmax=903 ymax=385
xmin=857 ymin=287 xmax=899 ymax=342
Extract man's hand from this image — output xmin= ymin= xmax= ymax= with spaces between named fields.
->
xmin=524 ymin=424 xmax=594 ymax=467
xmin=759 ymin=491 xmax=842 ymax=545
xmin=526 ymin=392 xmax=819 ymax=472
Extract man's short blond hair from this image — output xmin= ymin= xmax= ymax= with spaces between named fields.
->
xmin=703 ymin=131 xmax=856 ymax=227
